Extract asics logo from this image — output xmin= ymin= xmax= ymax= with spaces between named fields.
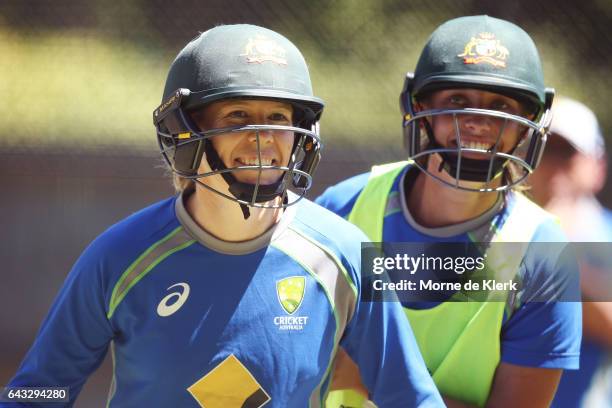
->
xmin=157 ymin=282 xmax=190 ymax=317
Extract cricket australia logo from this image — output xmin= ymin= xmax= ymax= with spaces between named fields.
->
xmin=273 ymin=276 xmax=308 ymax=331
xmin=241 ymin=35 xmax=287 ymax=65
xmin=458 ymin=32 xmax=509 ymax=68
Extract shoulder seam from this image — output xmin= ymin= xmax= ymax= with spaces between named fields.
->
xmin=289 ymin=221 xmax=359 ymax=299
xmin=107 ymin=226 xmax=196 ymax=319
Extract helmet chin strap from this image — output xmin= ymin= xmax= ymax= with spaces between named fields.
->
xmin=422 ymin=119 xmax=505 ymax=184
xmin=435 ymin=148 xmax=505 ymax=182
xmin=203 ymin=141 xmax=285 ymax=220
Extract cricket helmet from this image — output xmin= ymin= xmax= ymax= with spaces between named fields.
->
xmin=154 ymin=24 xmax=324 ymax=213
xmin=400 ymin=15 xmax=554 ymax=191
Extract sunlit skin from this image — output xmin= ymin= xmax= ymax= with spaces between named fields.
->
xmin=192 ymin=99 xmax=295 ymax=185
xmin=407 ymin=89 xmax=532 ymax=227
xmin=185 ymin=99 xmax=296 ymax=242
xmin=420 ymin=88 xmax=527 ymax=160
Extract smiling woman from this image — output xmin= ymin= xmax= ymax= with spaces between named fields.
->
xmin=413 ymin=88 xmax=537 ymax=191
xmin=154 ymin=31 xmax=325 ymax=220
xmin=319 ymin=16 xmax=581 ymax=408
xmin=190 ymin=99 xmax=296 ymax=186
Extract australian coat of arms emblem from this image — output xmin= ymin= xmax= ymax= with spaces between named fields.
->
xmin=458 ymin=32 xmax=509 ymax=68
xmin=241 ymin=35 xmax=287 ymax=65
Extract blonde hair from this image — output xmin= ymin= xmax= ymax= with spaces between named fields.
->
xmin=159 ymin=156 xmax=195 ymax=193
xmin=505 ymin=162 xmax=530 ymax=192
xmin=173 ymin=174 xmax=195 ymax=193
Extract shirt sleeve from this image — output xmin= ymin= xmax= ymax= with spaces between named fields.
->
xmin=315 ymin=172 xmax=370 ymax=218
xmin=340 ymin=266 xmax=444 ymax=407
xmin=500 ymin=223 xmax=582 ymax=369
xmin=4 ymin=244 xmax=115 ymax=407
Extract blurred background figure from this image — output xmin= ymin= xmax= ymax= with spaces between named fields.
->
xmin=529 ymin=96 xmax=612 ymax=408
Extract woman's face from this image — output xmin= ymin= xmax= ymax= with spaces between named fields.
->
xmin=418 ymin=88 xmax=529 ymax=160
xmin=192 ymin=99 xmax=295 ymax=186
